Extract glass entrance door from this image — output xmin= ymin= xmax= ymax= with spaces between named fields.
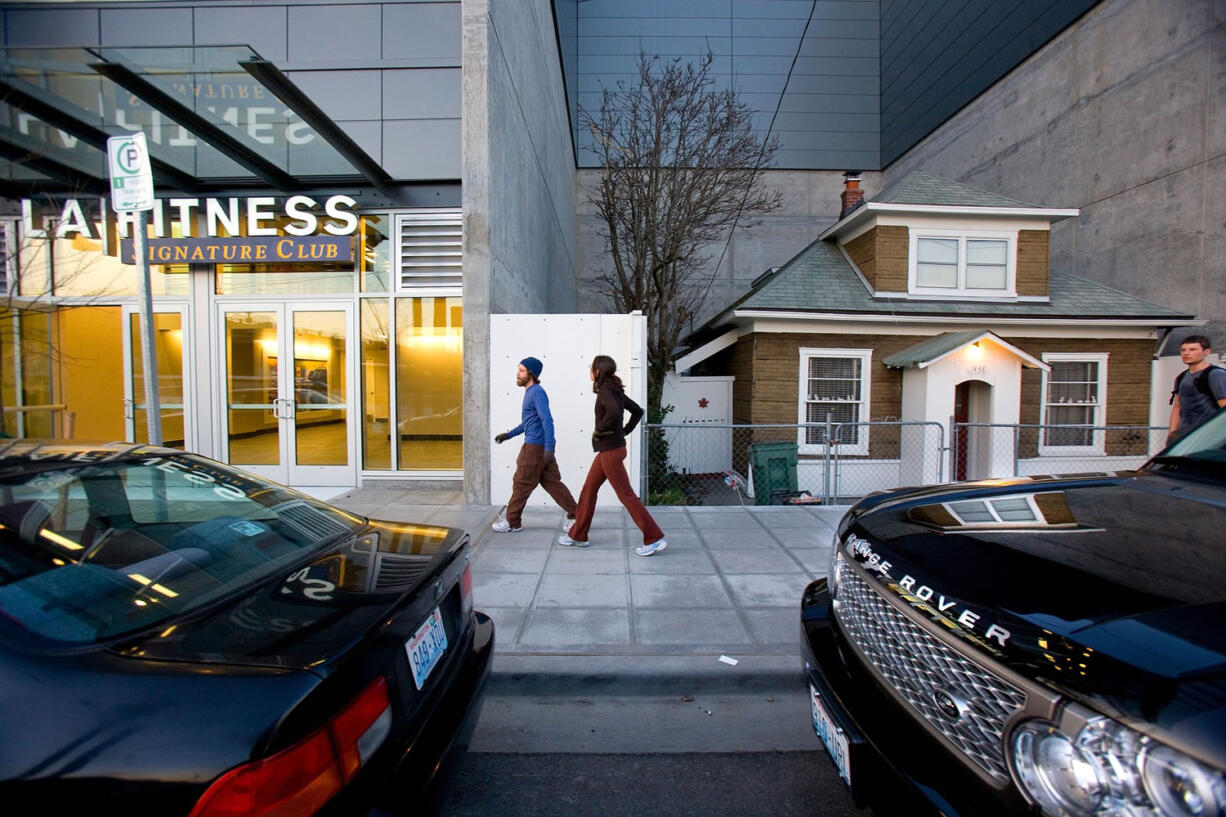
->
xmin=218 ymin=302 xmax=356 ymax=486
xmin=123 ymin=306 xmax=190 ymax=449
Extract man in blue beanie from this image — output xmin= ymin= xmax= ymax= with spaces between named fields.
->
xmin=492 ymin=356 xmax=578 ymax=532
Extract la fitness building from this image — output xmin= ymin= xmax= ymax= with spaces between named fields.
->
xmin=0 ymin=0 xmax=530 ymax=495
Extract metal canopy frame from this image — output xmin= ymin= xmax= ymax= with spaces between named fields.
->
xmin=0 ymin=45 xmax=399 ymax=200
xmin=88 ymin=60 xmax=298 ymax=190
xmin=0 ymin=77 xmax=202 ymax=192
xmin=240 ymin=58 xmax=397 ymax=200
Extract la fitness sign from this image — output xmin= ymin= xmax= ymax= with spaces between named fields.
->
xmin=22 ymin=194 xmax=360 ymax=265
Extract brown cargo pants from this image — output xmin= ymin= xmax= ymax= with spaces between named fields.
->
xmin=505 ymin=443 xmax=578 ymax=528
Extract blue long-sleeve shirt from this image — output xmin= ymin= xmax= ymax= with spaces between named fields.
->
xmin=505 ymin=383 xmax=556 ymax=450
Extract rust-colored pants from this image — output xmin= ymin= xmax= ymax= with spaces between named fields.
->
xmin=568 ymin=446 xmax=663 ymax=545
xmin=506 ymin=443 xmax=577 ymax=527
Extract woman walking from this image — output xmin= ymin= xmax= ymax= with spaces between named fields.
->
xmin=558 ymin=355 xmax=668 ymax=556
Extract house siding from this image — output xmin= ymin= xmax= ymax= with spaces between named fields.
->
xmin=1016 ymin=230 xmax=1050 ymax=297
xmin=877 ymin=225 xmax=909 ymax=291
xmin=732 ymin=331 xmax=1155 ymax=460
xmin=1015 ymin=337 xmax=1152 ymax=457
xmin=844 ymin=228 xmax=879 ymax=290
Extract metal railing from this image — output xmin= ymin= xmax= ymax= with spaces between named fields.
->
xmin=951 ymin=422 xmax=1168 ymax=480
xmin=642 ymin=419 xmax=1169 ymax=506
xmin=643 ymin=420 xmax=945 ymax=506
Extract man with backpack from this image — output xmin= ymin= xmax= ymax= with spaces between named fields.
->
xmin=1168 ymin=334 xmax=1226 ymax=444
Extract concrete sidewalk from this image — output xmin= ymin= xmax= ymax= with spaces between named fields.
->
xmin=330 ymin=486 xmax=844 ymax=672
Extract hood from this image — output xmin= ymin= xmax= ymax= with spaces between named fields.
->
xmin=116 ymin=520 xmax=467 ymax=672
xmin=842 ymin=471 xmax=1226 ymax=739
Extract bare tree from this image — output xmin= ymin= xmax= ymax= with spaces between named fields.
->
xmin=583 ymin=51 xmax=780 ymax=412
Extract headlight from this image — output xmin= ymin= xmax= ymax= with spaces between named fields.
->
xmin=1013 ymin=721 xmax=1105 ymax=816
xmin=1011 ymin=712 xmax=1226 ymax=817
xmin=1141 ymin=744 xmax=1226 ymax=817
xmin=827 ymin=531 xmax=843 ymax=596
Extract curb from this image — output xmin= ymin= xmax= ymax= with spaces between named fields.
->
xmin=486 ymin=653 xmax=806 ymax=697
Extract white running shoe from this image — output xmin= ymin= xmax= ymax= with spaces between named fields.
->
xmin=634 ymin=538 xmax=668 ymax=557
xmin=492 ymin=519 xmax=522 ymax=533
xmin=557 ymin=532 xmax=590 ymax=548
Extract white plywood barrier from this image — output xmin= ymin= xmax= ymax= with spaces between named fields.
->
xmin=490 ymin=313 xmax=647 ymax=507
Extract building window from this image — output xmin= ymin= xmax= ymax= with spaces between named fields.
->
xmin=798 ymin=348 xmax=872 ymax=455
xmin=1040 ymin=353 xmax=1107 ymax=453
xmin=910 ymin=231 xmax=1013 ymax=296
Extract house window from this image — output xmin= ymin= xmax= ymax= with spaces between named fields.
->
xmin=910 ymin=231 xmax=1013 ymax=296
xmin=1040 ymin=353 xmax=1107 ymax=453
xmin=798 ymin=348 xmax=872 ymax=455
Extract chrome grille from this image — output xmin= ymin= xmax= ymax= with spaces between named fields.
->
xmin=834 ymin=563 xmax=1026 ymax=781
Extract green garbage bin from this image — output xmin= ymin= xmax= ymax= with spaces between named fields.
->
xmin=748 ymin=441 xmax=798 ymax=505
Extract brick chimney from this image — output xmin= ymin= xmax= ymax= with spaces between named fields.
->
xmin=840 ymin=171 xmax=864 ymax=219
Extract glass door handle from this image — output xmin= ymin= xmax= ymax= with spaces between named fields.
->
xmin=123 ymin=398 xmax=135 ymax=419
xmin=279 ymin=398 xmax=296 ymax=419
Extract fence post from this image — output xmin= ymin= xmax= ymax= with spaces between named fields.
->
xmin=823 ymin=412 xmax=833 ymax=502
xmin=948 ymin=414 xmax=957 ymax=482
xmin=1012 ymin=425 xmax=1020 ymax=477
xmin=640 ymin=423 xmax=648 ymax=501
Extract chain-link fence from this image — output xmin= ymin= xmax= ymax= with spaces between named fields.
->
xmin=951 ymin=423 xmax=1168 ymax=480
xmin=642 ymin=420 xmax=1169 ymax=506
xmin=643 ymin=421 xmax=945 ymax=506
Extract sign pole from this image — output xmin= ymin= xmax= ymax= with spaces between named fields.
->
xmin=107 ymin=132 xmax=162 ymax=446
xmin=133 ymin=210 xmax=162 ymax=446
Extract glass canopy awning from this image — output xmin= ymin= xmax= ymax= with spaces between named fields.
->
xmin=0 ymin=45 xmax=396 ymax=199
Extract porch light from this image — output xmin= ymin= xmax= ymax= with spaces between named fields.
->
xmin=967 ymin=342 xmax=984 ymax=360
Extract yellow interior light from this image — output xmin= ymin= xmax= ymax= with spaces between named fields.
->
xmin=39 ymin=529 xmax=84 ymax=551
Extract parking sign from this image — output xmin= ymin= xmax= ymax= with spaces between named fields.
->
xmin=107 ymin=133 xmax=155 ymax=212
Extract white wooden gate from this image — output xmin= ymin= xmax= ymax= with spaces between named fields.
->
xmin=489 ymin=313 xmax=646 ymax=507
xmin=661 ymin=373 xmax=734 ymax=474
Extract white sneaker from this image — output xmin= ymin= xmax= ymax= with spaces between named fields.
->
xmin=562 ymin=514 xmax=576 ymax=528
xmin=492 ymin=519 xmax=522 ymax=533
xmin=635 ymin=538 xmax=668 ymax=557
xmin=557 ymin=532 xmax=590 ymax=548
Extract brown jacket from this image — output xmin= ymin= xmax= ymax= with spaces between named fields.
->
xmin=591 ymin=383 xmax=644 ymax=452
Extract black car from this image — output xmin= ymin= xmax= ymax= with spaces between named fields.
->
xmin=801 ymin=409 xmax=1226 ymax=817
xmin=0 ymin=442 xmax=493 ymax=816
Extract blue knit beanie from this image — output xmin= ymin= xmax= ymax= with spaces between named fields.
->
xmin=520 ymin=356 xmax=543 ymax=379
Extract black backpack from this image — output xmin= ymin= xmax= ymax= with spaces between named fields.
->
xmin=1170 ymin=364 xmax=1225 ymax=404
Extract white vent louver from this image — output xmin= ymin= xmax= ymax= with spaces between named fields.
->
xmin=397 ymin=210 xmax=462 ymax=292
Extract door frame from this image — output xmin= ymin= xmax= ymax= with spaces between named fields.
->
xmin=213 ymin=300 xmax=358 ymax=487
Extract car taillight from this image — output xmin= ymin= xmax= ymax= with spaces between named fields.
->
xmin=189 ymin=676 xmax=393 ymax=817
xmin=459 ymin=561 xmax=473 ymax=619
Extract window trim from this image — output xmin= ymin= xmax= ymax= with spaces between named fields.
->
xmin=908 ymin=228 xmax=1016 ymax=297
xmin=797 ymin=347 xmax=872 ymax=456
xmin=1039 ymin=352 xmax=1108 ymax=455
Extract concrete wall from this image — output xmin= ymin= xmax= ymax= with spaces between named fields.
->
xmin=575 ymin=167 xmax=883 ymax=331
xmin=884 ymin=0 xmax=1226 ymax=341
xmin=462 ymin=0 xmax=578 ymax=501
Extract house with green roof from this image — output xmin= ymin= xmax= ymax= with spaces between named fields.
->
xmin=673 ymin=172 xmax=1197 ymax=489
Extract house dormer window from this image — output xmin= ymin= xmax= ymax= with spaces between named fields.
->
xmin=909 ymin=230 xmax=1015 ymax=297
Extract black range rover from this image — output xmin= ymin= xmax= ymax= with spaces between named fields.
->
xmin=800 ymin=408 xmax=1226 ymax=817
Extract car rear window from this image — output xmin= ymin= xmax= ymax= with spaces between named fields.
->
xmin=0 ymin=454 xmax=363 ymax=647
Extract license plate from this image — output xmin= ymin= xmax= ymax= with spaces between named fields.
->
xmin=810 ymin=684 xmax=851 ymax=787
xmin=406 ymin=607 xmax=448 ymax=689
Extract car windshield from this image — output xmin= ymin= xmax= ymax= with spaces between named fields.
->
xmin=0 ymin=452 xmax=364 ymax=647
xmin=1152 ymin=409 xmax=1226 ymax=471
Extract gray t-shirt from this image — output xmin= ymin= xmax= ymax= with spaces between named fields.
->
xmin=1176 ymin=366 xmax=1226 ymax=431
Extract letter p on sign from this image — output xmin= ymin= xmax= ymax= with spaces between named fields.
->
xmin=107 ymin=132 xmax=155 ymax=212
